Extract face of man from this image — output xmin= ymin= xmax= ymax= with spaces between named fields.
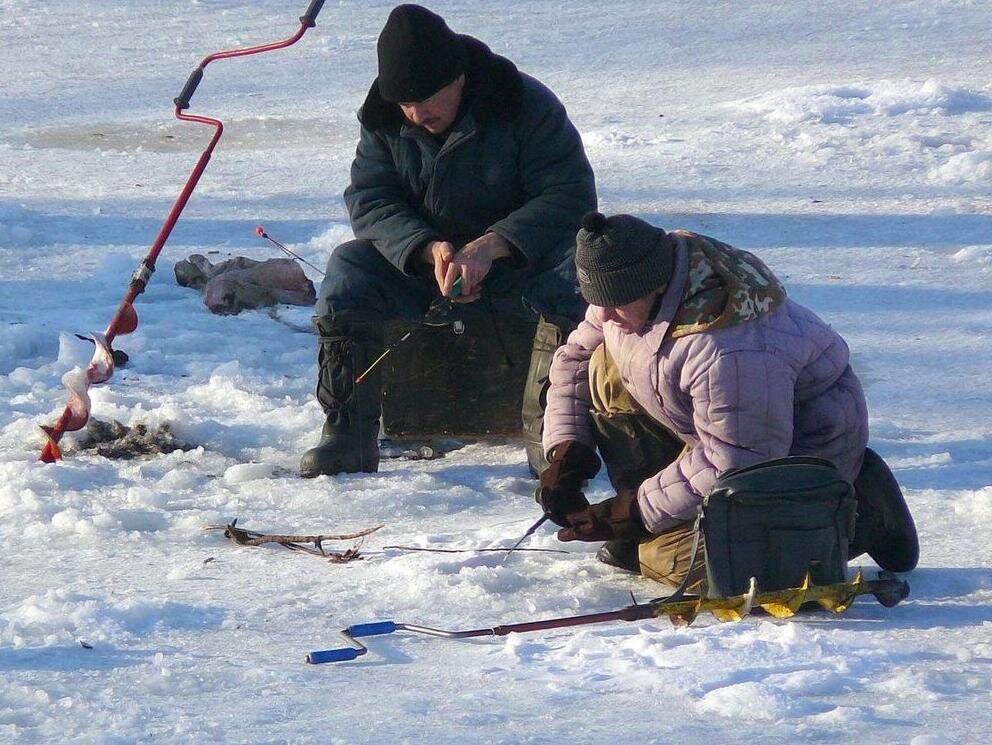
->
xmin=399 ymin=74 xmax=466 ymax=135
xmin=591 ymin=289 xmax=663 ymax=334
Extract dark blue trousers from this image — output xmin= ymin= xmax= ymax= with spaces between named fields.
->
xmin=316 ymin=240 xmax=586 ymax=325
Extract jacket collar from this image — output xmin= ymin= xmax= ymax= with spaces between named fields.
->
xmin=399 ymin=108 xmax=478 ymax=154
xmin=358 ymin=35 xmax=524 ymax=131
xmin=639 ymin=234 xmax=689 ymax=352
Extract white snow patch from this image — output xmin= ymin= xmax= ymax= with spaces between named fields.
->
xmin=730 ymin=78 xmax=991 ymax=125
xmin=222 ymin=462 xmax=276 ymax=484
xmin=695 ymin=681 xmax=827 ymax=721
xmin=929 ymin=149 xmax=992 ymax=184
xmin=952 ymin=486 xmax=992 ymax=522
xmin=0 ymin=589 xmax=225 ymax=648
xmin=3 ymin=2 xmax=992 ymax=742
xmin=950 ymin=245 xmax=992 ymax=265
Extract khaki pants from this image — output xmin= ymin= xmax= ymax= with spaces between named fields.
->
xmin=589 ymin=344 xmax=706 ymax=592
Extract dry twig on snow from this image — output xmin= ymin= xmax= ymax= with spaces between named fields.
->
xmin=203 ymin=519 xmax=384 ymax=562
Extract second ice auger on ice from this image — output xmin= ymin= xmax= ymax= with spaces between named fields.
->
xmin=39 ymin=1 xmax=327 ymax=463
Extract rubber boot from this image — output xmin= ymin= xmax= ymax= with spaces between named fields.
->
xmin=522 ymin=316 xmax=575 ymax=478
xmin=299 ymin=311 xmax=383 ymax=478
xmin=596 ymin=540 xmax=640 ymax=573
xmin=849 ymin=447 xmax=919 ymax=572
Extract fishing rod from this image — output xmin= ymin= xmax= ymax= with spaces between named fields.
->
xmin=253 ymin=224 xmax=495 ymax=389
xmin=306 ymin=570 xmax=910 ymax=664
xmin=40 ymin=2 xmax=327 ymax=463
xmin=250 ymin=223 xmax=467 ymax=385
xmin=255 ymin=225 xmax=326 ymax=277
xmin=354 ymin=276 xmax=464 ymax=384
xmin=501 ymin=512 xmax=550 ymax=564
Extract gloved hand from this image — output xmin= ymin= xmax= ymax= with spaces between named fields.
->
xmin=557 ymin=488 xmax=650 ymax=542
xmin=535 ymin=441 xmax=601 ymax=526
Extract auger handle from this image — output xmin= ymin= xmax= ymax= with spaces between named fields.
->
xmin=174 ymin=67 xmax=204 ymax=110
xmin=300 ymin=0 xmax=326 ymax=27
xmin=306 ymin=621 xmax=398 ymax=664
xmin=872 ymin=571 xmax=910 ymax=607
xmin=174 ymin=1 xmax=325 ymax=110
xmin=346 ymin=621 xmax=398 ymax=637
xmin=307 ymin=647 xmax=362 ymax=664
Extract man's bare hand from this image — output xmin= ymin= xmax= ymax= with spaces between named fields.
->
xmin=441 ymin=233 xmax=512 ymax=303
xmin=422 ymin=240 xmax=457 ymax=293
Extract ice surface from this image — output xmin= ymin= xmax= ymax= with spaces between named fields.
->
xmin=2 ymin=1 xmax=991 ymax=743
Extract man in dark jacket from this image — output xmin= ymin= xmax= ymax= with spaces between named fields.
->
xmin=301 ymin=4 xmax=597 ymax=477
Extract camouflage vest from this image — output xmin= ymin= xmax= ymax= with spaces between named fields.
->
xmin=669 ymin=231 xmax=786 ymax=339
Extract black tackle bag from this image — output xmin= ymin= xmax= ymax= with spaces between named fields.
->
xmin=703 ymin=456 xmax=857 ymax=598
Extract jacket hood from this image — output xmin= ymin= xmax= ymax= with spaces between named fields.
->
xmin=358 ymin=35 xmax=524 ymax=131
xmin=668 ymin=231 xmax=786 ymax=339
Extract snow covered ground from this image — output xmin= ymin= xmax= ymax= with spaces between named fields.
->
xmin=2 ymin=1 xmax=991 ymax=742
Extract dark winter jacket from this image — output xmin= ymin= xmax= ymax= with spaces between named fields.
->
xmin=544 ymin=232 xmax=869 ymax=534
xmin=344 ymin=36 xmax=597 ymax=275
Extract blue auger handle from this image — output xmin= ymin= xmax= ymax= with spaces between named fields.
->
xmin=346 ymin=621 xmax=397 ymax=637
xmin=306 ymin=621 xmax=398 ymax=664
xmin=307 ymin=647 xmax=362 ymax=664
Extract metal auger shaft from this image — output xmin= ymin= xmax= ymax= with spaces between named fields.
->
xmin=306 ymin=570 xmax=909 ymax=664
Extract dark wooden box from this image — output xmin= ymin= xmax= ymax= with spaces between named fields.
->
xmin=381 ymin=314 xmax=537 ymax=438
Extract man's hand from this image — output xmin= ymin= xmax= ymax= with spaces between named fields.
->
xmin=536 ymin=441 xmax=601 ymax=526
xmin=440 ymin=232 xmax=512 ymax=303
xmin=422 ymin=240 xmax=457 ymax=292
xmin=557 ymin=488 xmax=650 ymax=542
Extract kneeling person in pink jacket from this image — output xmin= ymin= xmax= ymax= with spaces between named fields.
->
xmin=539 ymin=212 xmax=918 ymax=590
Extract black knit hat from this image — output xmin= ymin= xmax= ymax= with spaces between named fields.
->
xmin=376 ymin=5 xmax=467 ymax=104
xmin=575 ymin=212 xmax=674 ymax=307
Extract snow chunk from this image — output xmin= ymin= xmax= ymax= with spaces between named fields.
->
xmin=730 ymin=79 xmax=991 ymax=126
xmin=502 ymin=632 xmax=548 ymax=662
xmin=110 ymin=508 xmax=169 ymax=533
xmin=695 ymin=681 xmax=828 ymax=721
xmin=50 ymin=508 xmax=98 ymax=537
xmin=929 ymin=150 xmax=992 ymax=184
xmin=732 ymin=84 xmax=873 ymax=125
xmin=55 ymin=331 xmax=96 ymax=370
xmin=871 ymin=78 xmax=992 ymax=116
xmin=950 ymin=245 xmax=992 ymax=265
xmin=581 ymin=130 xmax=663 ymax=150
xmin=0 ymin=589 xmax=226 ymax=648
xmin=309 ymin=223 xmax=355 ymax=258
xmin=0 ymin=323 xmax=58 ymax=375
xmin=953 ymin=486 xmax=992 ymax=522
xmin=222 ymin=462 xmax=276 ymax=484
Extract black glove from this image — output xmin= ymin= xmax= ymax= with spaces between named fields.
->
xmin=557 ymin=488 xmax=649 ymax=543
xmin=535 ymin=441 xmax=601 ymax=526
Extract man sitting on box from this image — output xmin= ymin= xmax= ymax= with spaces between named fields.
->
xmin=301 ymin=4 xmax=596 ymax=477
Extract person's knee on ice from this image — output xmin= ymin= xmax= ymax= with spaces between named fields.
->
xmin=539 ymin=210 xmax=918 ymax=585
xmin=850 ymin=447 xmax=919 ymax=572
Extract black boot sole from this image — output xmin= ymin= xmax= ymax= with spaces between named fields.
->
xmin=300 ymin=442 xmax=379 ymax=478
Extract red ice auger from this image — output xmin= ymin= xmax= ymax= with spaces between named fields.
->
xmin=39 ymin=1 xmax=326 ymax=463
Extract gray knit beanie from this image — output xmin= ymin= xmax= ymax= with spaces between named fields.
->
xmin=575 ymin=212 xmax=674 ymax=307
